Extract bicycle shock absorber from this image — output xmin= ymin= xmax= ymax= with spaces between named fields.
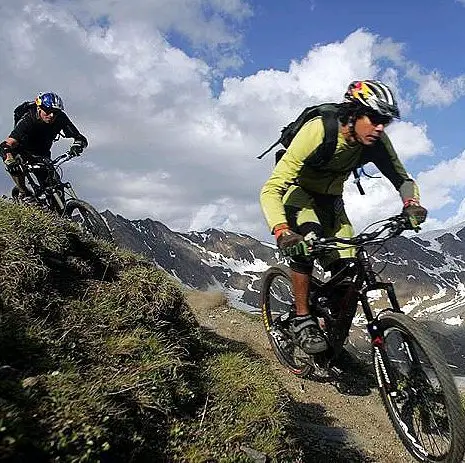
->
xmin=53 ymin=192 xmax=65 ymax=211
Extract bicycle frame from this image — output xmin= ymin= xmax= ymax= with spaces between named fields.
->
xmin=16 ymin=152 xmax=78 ymax=214
xmin=310 ymin=231 xmax=405 ymax=364
xmin=10 ymin=151 xmax=113 ymax=242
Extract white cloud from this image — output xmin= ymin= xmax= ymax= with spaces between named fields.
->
xmin=374 ymin=34 xmax=465 ymax=109
xmin=405 ymin=65 xmax=465 ymax=107
xmin=373 ymin=37 xmax=405 ymax=65
xmin=416 ymin=150 xmax=465 ymax=211
xmin=420 ymin=197 xmax=465 ymax=233
xmin=55 ymin=0 xmax=253 ymax=71
xmin=0 ymin=3 xmax=464 ymax=241
xmin=386 ymin=121 xmax=433 ymax=160
xmin=344 ymin=176 xmax=404 ymax=233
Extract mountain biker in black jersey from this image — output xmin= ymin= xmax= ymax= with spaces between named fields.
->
xmin=260 ymin=80 xmax=428 ymax=356
xmin=1 ymin=92 xmax=88 ymax=203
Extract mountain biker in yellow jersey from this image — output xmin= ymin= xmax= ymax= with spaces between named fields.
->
xmin=260 ymin=80 xmax=427 ymax=355
xmin=1 ymin=92 xmax=88 ymax=202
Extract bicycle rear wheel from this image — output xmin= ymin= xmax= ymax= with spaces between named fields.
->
xmin=373 ymin=312 xmax=465 ymax=462
xmin=260 ymin=266 xmax=314 ymax=377
xmin=64 ymin=199 xmax=113 ymax=242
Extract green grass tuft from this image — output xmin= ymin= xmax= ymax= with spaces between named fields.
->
xmin=0 ymin=200 xmax=300 ymax=462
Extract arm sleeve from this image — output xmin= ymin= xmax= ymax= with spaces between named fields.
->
xmin=370 ymin=133 xmax=420 ymax=203
xmin=61 ymin=113 xmax=88 ymax=148
xmin=9 ymin=117 xmax=33 ymax=145
xmin=260 ymin=118 xmax=325 ymax=232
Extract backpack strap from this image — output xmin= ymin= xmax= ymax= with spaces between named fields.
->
xmin=258 ymin=103 xmax=367 ymax=195
xmin=257 ymin=140 xmax=280 ymax=159
xmin=302 ymin=105 xmax=339 ymax=168
xmin=257 ymin=105 xmax=331 ymax=160
xmin=308 ymin=106 xmax=367 ymax=195
xmin=352 ymin=168 xmax=365 ymax=195
xmin=274 ymin=148 xmax=287 ymax=164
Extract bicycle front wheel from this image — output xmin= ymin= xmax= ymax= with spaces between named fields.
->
xmin=64 ymin=199 xmax=113 ymax=242
xmin=373 ymin=312 xmax=465 ymax=462
xmin=260 ymin=266 xmax=313 ymax=377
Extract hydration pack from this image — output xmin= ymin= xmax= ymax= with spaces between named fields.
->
xmin=258 ymin=103 xmax=365 ymax=194
xmin=13 ymin=101 xmax=36 ymax=126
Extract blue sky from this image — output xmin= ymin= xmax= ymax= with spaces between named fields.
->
xmin=1 ymin=0 xmax=465 ymax=241
xmin=244 ymin=1 xmax=463 ymax=72
xmin=231 ymin=0 xmax=465 ymax=162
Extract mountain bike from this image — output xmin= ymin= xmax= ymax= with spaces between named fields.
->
xmin=10 ymin=150 xmax=113 ymax=242
xmin=260 ymin=215 xmax=465 ymax=463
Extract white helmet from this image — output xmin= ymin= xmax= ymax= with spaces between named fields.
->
xmin=344 ymin=80 xmax=400 ymax=119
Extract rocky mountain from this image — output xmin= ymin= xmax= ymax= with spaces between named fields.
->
xmin=102 ymin=211 xmax=465 ymax=326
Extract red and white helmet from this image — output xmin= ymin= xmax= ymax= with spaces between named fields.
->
xmin=344 ymin=80 xmax=400 ymax=119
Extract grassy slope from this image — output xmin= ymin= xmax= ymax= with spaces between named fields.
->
xmin=0 ymin=200 xmax=301 ymax=463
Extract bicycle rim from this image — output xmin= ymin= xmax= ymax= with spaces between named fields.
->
xmin=373 ymin=313 xmax=465 ymax=462
xmin=260 ymin=267 xmax=313 ymax=377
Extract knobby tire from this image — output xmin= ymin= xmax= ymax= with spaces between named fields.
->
xmin=260 ymin=266 xmax=314 ymax=377
xmin=64 ymin=199 xmax=113 ymax=242
xmin=373 ymin=312 xmax=465 ymax=463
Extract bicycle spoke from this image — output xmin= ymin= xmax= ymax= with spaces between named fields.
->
xmin=373 ymin=313 xmax=465 ymax=462
xmin=260 ymin=267 xmax=314 ymax=377
xmin=389 ymin=336 xmax=449 ymax=456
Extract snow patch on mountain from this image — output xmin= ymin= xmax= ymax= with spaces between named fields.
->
xmin=417 ymin=222 xmax=465 ymax=243
xmin=201 ymin=251 xmax=269 ymax=274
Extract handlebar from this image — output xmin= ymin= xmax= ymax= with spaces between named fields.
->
xmin=309 ymin=215 xmax=410 ymax=252
xmin=52 ymin=150 xmax=78 ymax=167
xmin=15 ymin=149 xmax=78 ymax=170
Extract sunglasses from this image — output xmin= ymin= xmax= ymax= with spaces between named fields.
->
xmin=40 ymin=106 xmax=60 ymax=115
xmin=366 ymin=112 xmax=393 ymax=126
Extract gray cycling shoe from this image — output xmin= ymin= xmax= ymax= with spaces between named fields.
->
xmin=290 ymin=314 xmax=328 ymax=354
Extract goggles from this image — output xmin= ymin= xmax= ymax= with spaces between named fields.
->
xmin=366 ymin=111 xmax=393 ymax=127
xmin=39 ymin=105 xmax=60 ymax=115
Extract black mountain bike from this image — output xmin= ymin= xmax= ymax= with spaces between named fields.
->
xmin=11 ymin=150 xmax=113 ymax=242
xmin=260 ymin=215 xmax=465 ymax=463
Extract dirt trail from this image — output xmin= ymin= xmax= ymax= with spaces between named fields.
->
xmin=186 ymin=290 xmax=415 ymax=463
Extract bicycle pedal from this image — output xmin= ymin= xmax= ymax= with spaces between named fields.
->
xmin=278 ymin=312 xmax=291 ymax=322
xmin=305 ymin=356 xmax=329 ymax=378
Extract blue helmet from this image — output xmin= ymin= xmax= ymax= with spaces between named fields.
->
xmin=35 ymin=92 xmax=64 ymax=111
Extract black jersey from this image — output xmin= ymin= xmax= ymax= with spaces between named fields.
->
xmin=10 ymin=108 xmax=88 ymax=157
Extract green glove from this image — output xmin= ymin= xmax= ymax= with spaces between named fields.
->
xmin=277 ymin=229 xmax=310 ymax=257
xmin=403 ymin=202 xmax=427 ymax=230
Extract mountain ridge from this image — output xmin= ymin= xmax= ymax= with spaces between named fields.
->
xmin=102 ymin=210 xmax=465 ymax=326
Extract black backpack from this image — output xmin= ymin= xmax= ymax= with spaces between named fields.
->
xmin=258 ymin=103 xmax=365 ymax=194
xmin=13 ymin=101 xmax=36 ymax=126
